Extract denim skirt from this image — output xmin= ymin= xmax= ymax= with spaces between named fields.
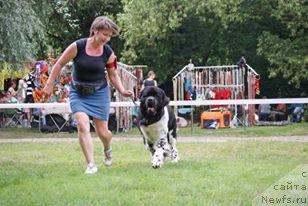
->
xmin=69 ymin=85 xmax=110 ymax=121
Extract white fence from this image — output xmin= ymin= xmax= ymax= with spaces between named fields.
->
xmin=1 ymin=98 xmax=308 ymax=109
xmin=1 ymin=98 xmax=307 ymax=130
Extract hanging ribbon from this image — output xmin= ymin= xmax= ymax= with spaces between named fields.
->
xmin=255 ymin=77 xmax=260 ymax=95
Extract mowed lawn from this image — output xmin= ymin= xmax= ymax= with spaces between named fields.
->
xmin=0 ymin=140 xmax=307 ymax=206
xmin=1 ymin=122 xmax=308 ymax=139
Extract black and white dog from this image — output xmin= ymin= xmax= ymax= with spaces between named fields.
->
xmin=137 ymin=86 xmax=179 ymax=168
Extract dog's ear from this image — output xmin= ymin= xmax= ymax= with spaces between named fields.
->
xmin=163 ymin=95 xmax=170 ymax=107
xmin=139 ymin=86 xmax=149 ymax=101
xmin=158 ymin=88 xmax=169 ymax=107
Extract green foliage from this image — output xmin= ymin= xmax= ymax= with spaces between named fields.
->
xmin=118 ymin=0 xmax=239 ymax=80
xmin=0 ymin=0 xmax=44 ymax=69
xmin=46 ymin=0 xmax=123 ymax=54
xmin=257 ymin=0 xmax=308 ymax=90
xmin=118 ymin=0 xmax=307 ymax=96
xmin=0 ymin=0 xmax=307 ymax=96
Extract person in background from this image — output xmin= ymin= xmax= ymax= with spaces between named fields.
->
xmin=140 ymin=70 xmax=157 ymax=91
xmin=8 ymin=81 xmax=17 ymax=98
xmin=291 ymin=103 xmax=304 ymax=122
xmin=0 ymin=90 xmax=5 ymax=126
xmin=23 ymin=71 xmax=36 ymax=123
xmin=276 ymin=103 xmax=287 ymax=113
xmin=4 ymin=91 xmax=18 ymax=103
xmin=0 ymin=90 xmax=7 ymax=103
xmin=17 ymin=79 xmax=27 ymax=104
xmin=43 ymin=16 xmax=133 ymax=175
xmin=258 ymin=96 xmax=272 ymax=121
xmin=273 ymin=102 xmax=288 ymax=121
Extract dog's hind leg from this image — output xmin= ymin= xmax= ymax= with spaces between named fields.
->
xmin=169 ymin=135 xmax=179 ymax=164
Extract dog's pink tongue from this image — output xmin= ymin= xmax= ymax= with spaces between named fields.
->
xmin=147 ymin=108 xmax=155 ymax=114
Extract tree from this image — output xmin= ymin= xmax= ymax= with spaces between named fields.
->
xmin=0 ymin=0 xmax=44 ymax=69
xmin=118 ymin=0 xmax=239 ymax=81
xmin=119 ymin=0 xmax=307 ymax=97
xmin=46 ymin=0 xmax=123 ymax=55
xmin=257 ymin=1 xmax=308 ymax=94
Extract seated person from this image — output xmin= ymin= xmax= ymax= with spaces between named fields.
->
xmin=272 ymin=103 xmax=288 ymax=121
xmin=277 ymin=103 xmax=287 ymax=113
xmin=291 ymin=103 xmax=304 ymax=123
xmin=4 ymin=91 xmax=18 ymax=103
xmin=0 ymin=90 xmax=5 ymax=126
xmin=0 ymin=90 xmax=7 ymax=103
xmin=258 ymin=97 xmax=272 ymax=121
xmin=8 ymin=81 xmax=17 ymax=98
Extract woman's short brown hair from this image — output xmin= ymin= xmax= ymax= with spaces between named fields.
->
xmin=89 ymin=16 xmax=120 ymax=37
xmin=147 ymin=70 xmax=156 ymax=78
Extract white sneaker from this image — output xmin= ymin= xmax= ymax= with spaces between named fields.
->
xmin=84 ymin=162 xmax=98 ymax=175
xmin=104 ymin=148 xmax=112 ymax=166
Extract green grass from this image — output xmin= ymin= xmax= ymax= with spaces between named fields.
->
xmin=0 ymin=141 xmax=307 ymax=206
xmin=0 ymin=122 xmax=307 ymax=139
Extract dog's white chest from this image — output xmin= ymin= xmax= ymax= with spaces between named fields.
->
xmin=140 ymin=107 xmax=169 ymax=143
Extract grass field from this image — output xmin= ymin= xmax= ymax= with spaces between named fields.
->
xmin=1 ymin=122 xmax=308 ymax=139
xmin=0 ymin=140 xmax=307 ymax=206
xmin=0 ymin=123 xmax=307 ymax=205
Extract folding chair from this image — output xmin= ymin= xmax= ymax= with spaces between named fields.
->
xmin=39 ymin=106 xmax=71 ymax=133
xmin=0 ymin=109 xmax=5 ymax=128
xmin=3 ymin=108 xmax=24 ymax=128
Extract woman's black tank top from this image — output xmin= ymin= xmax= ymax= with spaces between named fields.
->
xmin=143 ymin=79 xmax=155 ymax=87
xmin=73 ymin=38 xmax=112 ymax=84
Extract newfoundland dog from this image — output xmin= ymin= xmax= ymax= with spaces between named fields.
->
xmin=137 ymin=86 xmax=179 ymax=168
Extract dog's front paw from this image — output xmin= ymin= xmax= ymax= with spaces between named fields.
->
xmin=152 ymin=150 xmax=164 ymax=169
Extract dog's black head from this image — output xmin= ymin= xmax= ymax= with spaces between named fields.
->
xmin=139 ymin=86 xmax=169 ymax=117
